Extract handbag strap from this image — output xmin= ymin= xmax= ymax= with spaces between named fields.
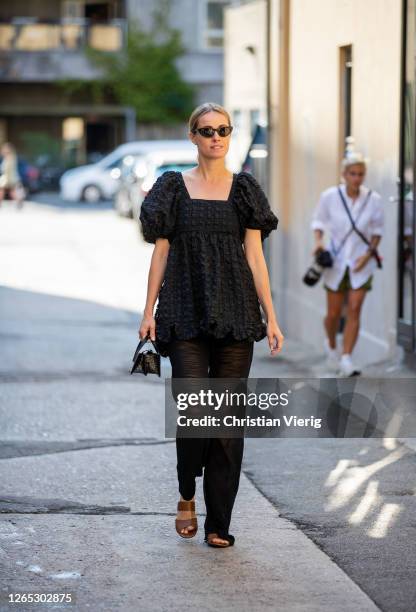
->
xmin=133 ymin=334 xmax=159 ymax=361
xmin=336 ymin=187 xmax=382 ymax=268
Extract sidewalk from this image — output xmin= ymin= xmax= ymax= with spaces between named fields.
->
xmin=250 ymin=334 xmax=416 ymax=379
xmin=0 ymin=285 xmax=381 ymax=611
xmin=250 ymin=335 xmax=416 ymax=455
xmin=0 ymin=201 xmax=410 ymax=610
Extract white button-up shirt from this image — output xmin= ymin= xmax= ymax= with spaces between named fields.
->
xmin=311 ymin=184 xmax=384 ymax=290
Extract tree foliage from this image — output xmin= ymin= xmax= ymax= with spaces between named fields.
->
xmin=60 ymin=1 xmax=196 ymax=125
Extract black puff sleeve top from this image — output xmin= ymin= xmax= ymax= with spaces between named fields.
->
xmin=139 ymin=170 xmax=279 ymax=356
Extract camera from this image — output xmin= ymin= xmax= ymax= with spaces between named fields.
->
xmin=303 ymin=248 xmax=333 ymax=286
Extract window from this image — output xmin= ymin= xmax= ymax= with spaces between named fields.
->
xmin=398 ymin=0 xmax=416 ymax=350
xmin=205 ymin=0 xmax=230 ymax=48
xmin=233 ymin=109 xmax=242 ymax=130
xmin=339 ymin=45 xmax=353 ymax=160
xmin=249 ymin=109 xmax=260 ymax=136
xmin=62 ymin=1 xmax=84 ymax=20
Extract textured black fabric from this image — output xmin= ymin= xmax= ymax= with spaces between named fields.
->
xmin=139 ymin=170 xmax=279 ymax=357
xmin=167 ymin=332 xmax=254 ymax=540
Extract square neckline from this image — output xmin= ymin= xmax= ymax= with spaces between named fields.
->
xmin=178 ymin=171 xmax=237 ymax=203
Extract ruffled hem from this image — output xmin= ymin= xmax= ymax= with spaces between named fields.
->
xmin=155 ymin=320 xmax=267 ymax=357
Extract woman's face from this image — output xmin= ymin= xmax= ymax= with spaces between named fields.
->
xmin=190 ymin=111 xmax=232 ymax=161
xmin=343 ymin=163 xmax=366 ymax=190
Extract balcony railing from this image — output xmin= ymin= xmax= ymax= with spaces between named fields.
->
xmin=0 ymin=18 xmax=126 ymax=52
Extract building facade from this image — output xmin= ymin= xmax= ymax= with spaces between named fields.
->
xmin=223 ymin=0 xmax=268 ymax=171
xmin=268 ymin=0 xmax=416 ymax=366
xmin=0 ymin=0 xmax=237 ymax=166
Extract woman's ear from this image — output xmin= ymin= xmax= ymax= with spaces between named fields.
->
xmin=189 ymin=130 xmax=197 ymax=146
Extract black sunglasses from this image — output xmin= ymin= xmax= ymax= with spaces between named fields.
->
xmin=191 ymin=125 xmax=234 ymax=138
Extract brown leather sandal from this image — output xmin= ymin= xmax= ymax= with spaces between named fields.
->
xmin=175 ymin=500 xmax=198 ymax=539
xmin=204 ymin=533 xmax=235 ymax=548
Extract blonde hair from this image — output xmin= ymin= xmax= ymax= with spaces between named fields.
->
xmin=341 ymin=137 xmax=369 ymax=171
xmin=188 ymin=102 xmax=232 ymax=133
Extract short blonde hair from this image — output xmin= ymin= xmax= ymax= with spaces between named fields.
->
xmin=341 ymin=137 xmax=369 ymax=171
xmin=341 ymin=153 xmax=368 ymax=172
xmin=188 ymin=102 xmax=232 ymax=133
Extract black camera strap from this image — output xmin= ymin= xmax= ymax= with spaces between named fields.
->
xmin=330 ymin=188 xmax=370 ymax=256
xmin=337 ymin=187 xmax=382 ymax=268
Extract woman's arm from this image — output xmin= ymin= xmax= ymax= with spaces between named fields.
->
xmin=311 ymin=191 xmax=329 ymax=254
xmin=139 ymin=238 xmax=170 ymax=341
xmin=244 ymin=229 xmax=284 ymax=355
xmin=353 ymin=234 xmax=382 ymax=272
xmin=313 ymin=228 xmax=325 ymax=254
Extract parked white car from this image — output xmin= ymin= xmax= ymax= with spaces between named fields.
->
xmin=114 ymin=146 xmax=197 ymax=221
xmin=59 ymin=140 xmax=194 ymax=203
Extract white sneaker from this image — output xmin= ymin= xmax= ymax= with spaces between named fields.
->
xmin=324 ymin=338 xmax=340 ymax=372
xmin=339 ymin=353 xmax=361 ymax=377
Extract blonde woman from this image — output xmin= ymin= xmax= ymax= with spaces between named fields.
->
xmin=0 ymin=143 xmax=24 ymax=208
xmin=311 ymin=149 xmax=384 ymax=376
xmin=139 ymin=102 xmax=283 ymax=548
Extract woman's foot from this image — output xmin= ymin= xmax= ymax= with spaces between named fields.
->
xmin=324 ymin=338 xmax=340 ymax=372
xmin=339 ymin=353 xmax=361 ymax=377
xmin=205 ymin=533 xmax=235 ymax=547
xmin=175 ymin=497 xmax=197 ymax=537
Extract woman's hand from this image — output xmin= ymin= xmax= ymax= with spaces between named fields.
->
xmin=267 ymin=320 xmax=284 ymax=356
xmin=139 ymin=313 xmax=156 ymax=342
xmin=353 ymin=252 xmax=371 ymax=272
xmin=312 ymin=241 xmax=325 ymax=256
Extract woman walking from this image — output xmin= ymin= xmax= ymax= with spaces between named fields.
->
xmin=0 ymin=143 xmax=24 ymax=208
xmin=311 ymin=148 xmax=384 ymax=376
xmin=139 ymin=102 xmax=283 ymax=548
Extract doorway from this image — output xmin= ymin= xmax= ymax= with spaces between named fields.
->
xmin=86 ymin=122 xmax=115 ymax=163
xmin=399 ymin=0 xmax=416 ymax=351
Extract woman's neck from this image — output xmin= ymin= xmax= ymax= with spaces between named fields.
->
xmin=195 ymin=159 xmax=231 ymax=181
xmin=346 ymin=185 xmax=360 ymax=199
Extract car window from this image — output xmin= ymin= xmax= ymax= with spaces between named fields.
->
xmin=155 ymin=163 xmax=195 ymax=177
xmin=102 ymin=157 xmax=123 ymax=170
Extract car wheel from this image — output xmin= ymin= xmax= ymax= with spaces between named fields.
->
xmin=82 ymin=184 xmax=102 ymax=203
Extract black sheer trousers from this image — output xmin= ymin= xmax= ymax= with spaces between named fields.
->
xmin=167 ymin=332 xmax=254 ymax=540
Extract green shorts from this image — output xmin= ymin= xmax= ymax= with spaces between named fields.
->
xmin=324 ymin=266 xmax=373 ymax=292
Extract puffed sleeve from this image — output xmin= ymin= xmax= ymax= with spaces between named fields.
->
xmin=235 ymin=172 xmax=279 ymax=241
xmin=139 ymin=171 xmax=178 ymax=244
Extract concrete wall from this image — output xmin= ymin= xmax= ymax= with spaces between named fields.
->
xmin=223 ymin=0 xmax=268 ymax=168
xmin=128 ymin=0 xmax=225 ymax=104
xmin=270 ymin=0 xmax=403 ymax=365
xmin=0 ymin=1 xmax=61 ymax=20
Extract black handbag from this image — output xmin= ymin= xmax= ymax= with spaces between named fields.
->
xmin=130 ymin=334 xmax=161 ymax=377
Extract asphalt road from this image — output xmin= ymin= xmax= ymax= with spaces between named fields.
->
xmin=0 ymin=195 xmax=415 ymax=612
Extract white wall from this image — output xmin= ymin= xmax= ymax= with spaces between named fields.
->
xmin=271 ymin=0 xmax=402 ymax=365
xmin=224 ymin=0 xmax=268 ymax=169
